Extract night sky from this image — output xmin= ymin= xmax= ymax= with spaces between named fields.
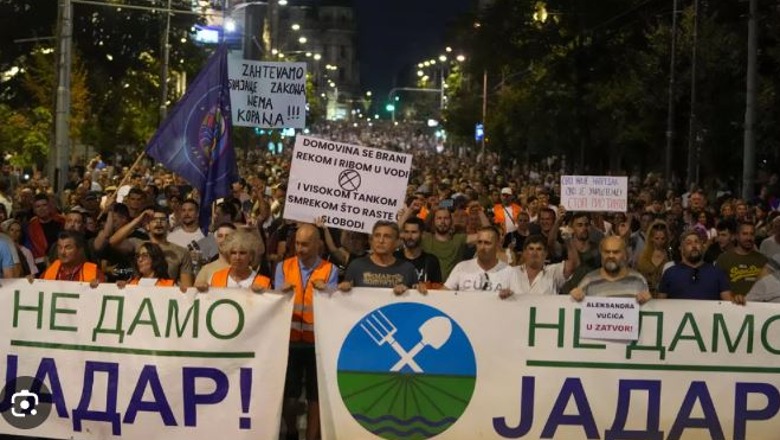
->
xmin=353 ymin=0 xmax=474 ymax=102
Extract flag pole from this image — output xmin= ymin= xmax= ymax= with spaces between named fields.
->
xmin=115 ymin=151 xmax=147 ymax=190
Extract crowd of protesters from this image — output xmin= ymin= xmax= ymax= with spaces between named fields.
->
xmin=1 ymin=121 xmax=780 ymax=439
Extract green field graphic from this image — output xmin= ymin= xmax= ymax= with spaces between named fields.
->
xmin=338 ymin=370 xmax=476 ymax=439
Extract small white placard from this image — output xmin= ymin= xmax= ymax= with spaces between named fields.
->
xmin=560 ymin=175 xmax=628 ymax=212
xmin=580 ymin=297 xmax=640 ymax=341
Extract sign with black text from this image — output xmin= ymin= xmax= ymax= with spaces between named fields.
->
xmin=285 ymin=136 xmax=412 ymax=234
xmin=227 ymin=56 xmax=306 ymax=128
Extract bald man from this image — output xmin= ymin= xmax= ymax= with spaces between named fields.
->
xmin=274 ymin=223 xmax=339 ymax=440
xmin=570 ymin=236 xmax=652 ymax=304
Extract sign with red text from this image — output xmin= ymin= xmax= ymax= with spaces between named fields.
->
xmin=561 ymin=175 xmax=628 ymax=212
xmin=580 ymin=297 xmax=640 ymax=340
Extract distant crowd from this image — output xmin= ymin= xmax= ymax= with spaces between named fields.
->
xmin=1 ymin=120 xmax=779 ymax=439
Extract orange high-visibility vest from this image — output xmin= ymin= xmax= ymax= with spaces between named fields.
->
xmin=210 ymin=267 xmax=271 ymax=289
xmin=42 ymin=260 xmax=99 ymax=281
xmin=128 ymin=277 xmax=176 ymax=287
xmin=282 ymin=257 xmax=334 ymax=343
xmin=493 ymin=203 xmax=522 ymax=226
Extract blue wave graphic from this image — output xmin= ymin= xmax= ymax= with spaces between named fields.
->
xmin=354 ymin=413 xmax=456 ymax=428
xmin=370 ymin=425 xmax=440 ymax=437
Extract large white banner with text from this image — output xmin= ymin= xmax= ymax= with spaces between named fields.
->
xmin=285 ymin=135 xmax=412 ymax=234
xmin=315 ymin=289 xmax=780 ymax=440
xmin=0 ymin=279 xmax=293 ymax=440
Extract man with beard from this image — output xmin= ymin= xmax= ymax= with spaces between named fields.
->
xmin=716 ymin=221 xmax=768 ymax=298
xmin=658 ymin=231 xmax=736 ymax=302
xmin=400 ymin=207 xmax=488 ymax=280
xmin=168 ymin=199 xmax=205 ymax=249
xmin=560 ymin=212 xmax=602 ymax=295
xmin=444 ymin=226 xmax=519 ymax=299
xmin=570 ymin=236 xmax=652 ymax=304
xmin=109 ymin=207 xmax=194 ymax=288
xmin=395 ymin=217 xmax=442 ymax=289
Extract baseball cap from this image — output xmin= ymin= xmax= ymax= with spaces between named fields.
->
xmin=501 ymin=187 xmax=513 ymax=196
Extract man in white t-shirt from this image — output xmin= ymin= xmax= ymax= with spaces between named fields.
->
xmin=167 ymin=199 xmax=205 ymax=249
xmin=444 ymin=226 xmax=519 ymax=299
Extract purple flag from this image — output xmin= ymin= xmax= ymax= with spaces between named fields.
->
xmin=146 ymin=45 xmax=238 ymax=233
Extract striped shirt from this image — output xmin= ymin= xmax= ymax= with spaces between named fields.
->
xmin=579 ymin=268 xmax=649 ymax=298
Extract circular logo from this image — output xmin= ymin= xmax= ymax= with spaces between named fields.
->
xmin=337 ymin=303 xmax=476 ymax=439
xmin=1 ymin=376 xmax=53 ymax=430
xmin=338 ymin=169 xmax=362 ymax=192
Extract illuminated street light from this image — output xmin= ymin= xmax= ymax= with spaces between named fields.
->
xmin=224 ymin=18 xmax=237 ymax=32
xmin=445 ymin=46 xmax=452 ymax=53
xmin=366 ymin=91 xmax=372 ymax=97
xmin=417 ymin=70 xmax=424 ymax=77
xmin=298 ymin=36 xmax=307 ymax=44
xmin=313 ymin=54 xmax=322 ymax=60
xmin=438 ymin=55 xmax=446 ymax=62
xmin=456 ymin=54 xmax=466 ymax=62
xmin=278 ymin=0 xmax=288 ymax=5
xmin=291 ymin=23 xmax=300 ymax=31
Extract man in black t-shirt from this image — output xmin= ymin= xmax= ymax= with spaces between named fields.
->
xmin=395 ymin=217 xmax=442 ymax=288
xmin=340 ymin=221 xmax=421 ymax=295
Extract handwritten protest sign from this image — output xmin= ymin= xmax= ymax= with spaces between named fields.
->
xmin=227 ymin=57 xmax=306 ymax=129
xmin=560 ymin=175 xmax=628 ymax=212
xmin=284 ymin=136 xmax=412 ymax=234
xmin=580 ymin=296 xmax=640 ymax=340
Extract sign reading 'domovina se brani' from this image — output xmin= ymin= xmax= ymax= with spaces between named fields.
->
xmin=285 ymin=135 xmax=412 ymax=234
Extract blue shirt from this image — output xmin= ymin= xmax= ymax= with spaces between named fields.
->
xmin=659 ymin=262 xmax=730 ymax=300
xmin=274 ymin=256 xmax=339 ymax=291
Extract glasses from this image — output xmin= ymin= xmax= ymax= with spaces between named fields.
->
xmin=691 ymin=267 xmax=699 ymax=283
xmin=136 ymin=252 xmax=151 ymax=260
xmin=482 ymin=273 xmax=491 ymax=291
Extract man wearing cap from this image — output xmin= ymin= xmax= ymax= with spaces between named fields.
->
xmin=494 ymin=187 xmax=522 ymax=239
xmin=658 ymin=231 xmax=736 ymax=302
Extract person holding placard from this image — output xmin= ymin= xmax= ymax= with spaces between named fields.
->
xmin=570 ymin=236 xmax=652 ymax=304
xmin=339 ymin=221 xmax=421 ymax=295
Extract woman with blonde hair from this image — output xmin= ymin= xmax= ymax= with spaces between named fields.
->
xmin=636 ymin=221 xmax=671 ymax=297
xmin=196 ymin=228 xmax=270 ymax=292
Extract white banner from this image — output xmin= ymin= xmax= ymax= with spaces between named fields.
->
xmin=315 ymin=289 xmax=780 ymax=440
xmin=561 ymin=175 xmax=628 ymax=212
xmin=285 ymin=135 xmax=412 ymax=234
xmin=0 ymin=279 xmax=294 ymax=440
xmin=227 ymin=56 xmax=306 ymax=129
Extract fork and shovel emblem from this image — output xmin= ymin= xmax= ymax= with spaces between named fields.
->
xmin=360 ymin=310 xmax=453 ymax=373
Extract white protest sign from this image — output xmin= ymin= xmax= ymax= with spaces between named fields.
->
xmin=580 ymin=297 xmax=640 ymax=340
xmin=285 ymin=135 xmax=412 ymax=234
xmin=227 ymin=56 xmax=306 ymax=128
xmin=560 ymin=175 xmax=628 ymax=212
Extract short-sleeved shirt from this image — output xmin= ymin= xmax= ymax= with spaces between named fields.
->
xmin=421 ymin=232 xmax=468 ymax=280
xmin=746 ymin=257 xmax=780 ymax=303
xmin=0 ymin=239 xmax=15 ymax=275
xmin=578 ymin=268 xmax=649 ymax=298
xmin=659 ymin=262 xmax=730 ymax=300
xmin=394 ymin=250 xmax=443 ymax=284
xmin=716 ymin=250 xmax=768 ymax=296
xmin=759 ymin=236 xmax=780 ymax=260
xmin=344 ymin=256 xmax=417 ymax=288
xmin=444 ymin=259 xmax=521 ymax=294
xmin=517 ymin=262 xmax=567 ymax=295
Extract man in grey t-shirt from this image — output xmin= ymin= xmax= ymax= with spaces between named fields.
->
xmin=571 ymin=236 xmax=652 ymax=304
